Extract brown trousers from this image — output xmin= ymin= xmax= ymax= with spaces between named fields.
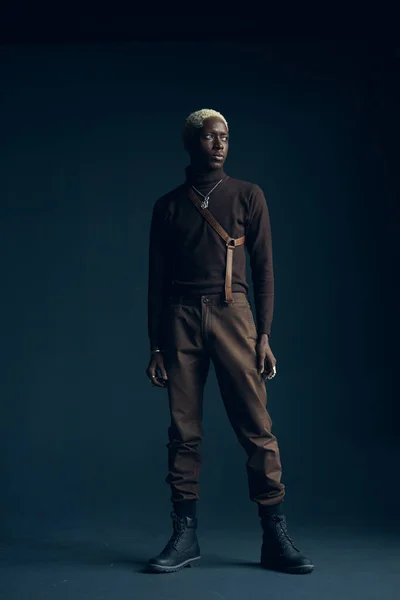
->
xmin=162 ymin=291 xmax=285 ymax=512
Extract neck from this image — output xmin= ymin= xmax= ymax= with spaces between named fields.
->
xmin=185 ymin=163 xmax=226 ymax=187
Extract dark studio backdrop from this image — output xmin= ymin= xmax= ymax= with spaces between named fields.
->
xmin=0 ymin=25 xmax=399 ymax=537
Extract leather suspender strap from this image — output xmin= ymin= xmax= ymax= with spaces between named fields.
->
xmin=187 ymin=186 xmax=246 ymax=304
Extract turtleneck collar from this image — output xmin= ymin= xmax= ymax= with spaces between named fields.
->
xmin=185 ymin=164 xmax=227 ymax=187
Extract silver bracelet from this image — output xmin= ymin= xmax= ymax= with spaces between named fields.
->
xmin=151 ymin=349 xmax=162 ymax=354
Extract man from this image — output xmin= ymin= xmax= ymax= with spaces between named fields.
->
xmin=145 ymin=109 xmax=314 ymax=574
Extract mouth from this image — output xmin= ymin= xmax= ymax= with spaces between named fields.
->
xmin=212 ymin=155 xmax=224 ymax=161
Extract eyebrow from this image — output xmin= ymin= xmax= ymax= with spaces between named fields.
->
xmin=204 ymin=130 xmax=229 ymax=134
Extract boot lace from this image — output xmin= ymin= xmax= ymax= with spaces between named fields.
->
xmin=165 ymin=511 xmax=186 ymax=551
xmin=271 ymin=515 xmax=300 ymax=553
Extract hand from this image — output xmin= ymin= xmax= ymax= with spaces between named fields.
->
xmin=256 ymin=334 xmax=277 ymax=381
xmin=146 ymin=352 xmax=169 ymax=388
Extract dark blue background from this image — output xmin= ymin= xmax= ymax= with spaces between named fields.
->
xmin=1 ymin=39 xmax=398 ymax=539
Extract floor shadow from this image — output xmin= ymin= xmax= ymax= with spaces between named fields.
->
xmin=200 ymin=556 xmax=261 ymax=570
xmin=0 ymin=537 xmax=149 ymax=570
xmin=0 ymin=533 xmax=273 ymax=574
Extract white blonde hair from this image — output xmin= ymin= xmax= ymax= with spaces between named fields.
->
xmin=183 ymin=108 xmax=228 ymax=145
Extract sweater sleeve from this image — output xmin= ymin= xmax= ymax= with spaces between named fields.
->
xmin=147 ymin=197 xmax=173 ymax=351
xmin=245 ymin=184 xmax=274 ymax=338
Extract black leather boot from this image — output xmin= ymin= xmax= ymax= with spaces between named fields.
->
xmin=147 ymin=511 xmax=201 ymax=573
xmin=260 ymin=514 xmax=314 ymax=574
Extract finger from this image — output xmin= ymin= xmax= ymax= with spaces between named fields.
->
xmin=155 ymin=365 xmax=163 ymax=380
xmin=148 ymin=369 xmax=160 ymax=385
xmin=260 ymin=357 xmax=270 ymax=377
xmin=151 ymin=366 xmax=168 ymax=388
xmin=151 ymin=376 xmax=164 ymax=388
xmin=157 ymin=373 xmax=168 ymax=387
xmin=257 ymin=353 xmax=265 ymax=374
xmin=263 ymin=360 xmax=275 ymax=380
xmin=266 ymin=355 xmax=276 ymax=372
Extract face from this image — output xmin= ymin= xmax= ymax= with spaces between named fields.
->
xmin=187 ymin=117 xmax=229 ymax=170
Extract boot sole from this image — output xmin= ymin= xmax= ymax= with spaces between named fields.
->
xmin=147 ymin=556 xmax=201 ymax=573
xmin=260 ymin=560 xmax=314 ymax=574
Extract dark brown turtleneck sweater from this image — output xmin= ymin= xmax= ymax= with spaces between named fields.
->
xmin=147 ymin=165 xmax=274 ymax=351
